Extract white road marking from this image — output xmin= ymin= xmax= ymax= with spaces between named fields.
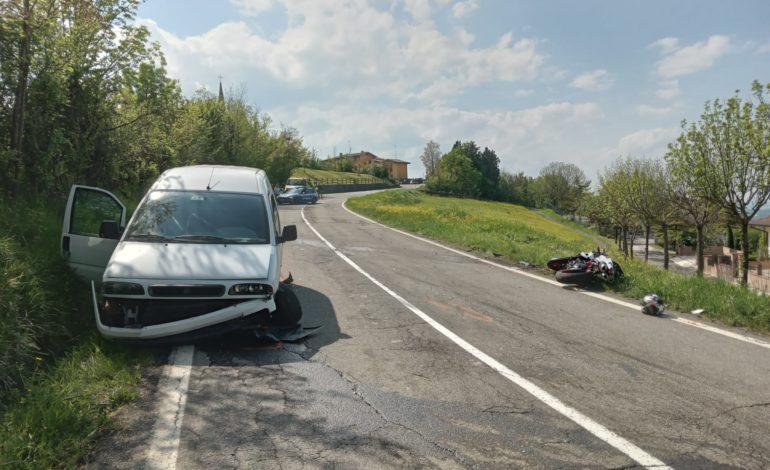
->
xmin=302 ymin=206 xmax=670 ymax=469
xmin=342 ymin=200 xmax=770 ymax=351
xmin=146 ymin=344 xmax=195 ymax=470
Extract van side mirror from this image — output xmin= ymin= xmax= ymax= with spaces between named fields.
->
xmin=99 ymin=220 xmax=121 ymax=240
xmin=279 ymin=225 xmax=297 ymax=243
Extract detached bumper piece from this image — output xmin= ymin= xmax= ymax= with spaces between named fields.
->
xmin=100 ymin=298 xmax=247 ymax=328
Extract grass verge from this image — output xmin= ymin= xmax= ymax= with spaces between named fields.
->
xmin=347 ymin=189 xmax=770 ymax=332
xmin=0 ymin=197 xmax=147 ymax=468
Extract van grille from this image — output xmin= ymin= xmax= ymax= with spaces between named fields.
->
xmin=148 ymin=284 xmax=225 ymax=297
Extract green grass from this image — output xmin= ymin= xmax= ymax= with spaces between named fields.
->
xmin=291 ymin=167 xmax=389 ymax=184
xmin=347 ymin=189 xmax=770 ymax=332
xmin=0 ymin=196 xmax=147 ymax=468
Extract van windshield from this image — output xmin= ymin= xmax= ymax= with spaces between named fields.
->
xmin=125 ymin=191 xmax=271 ymax=244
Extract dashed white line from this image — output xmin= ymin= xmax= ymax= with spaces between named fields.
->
xmin=146 ymin=344 xmax=195 ymax=470
xmin=301 ymin=206 xmax=670 ymax=469
xmin=341 ymin=200 xmax=770 ymax=351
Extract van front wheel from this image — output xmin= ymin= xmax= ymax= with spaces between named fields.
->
xmin=271 ymin=284 xmax=303 ymax=327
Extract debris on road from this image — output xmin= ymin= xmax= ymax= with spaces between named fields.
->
xmin=254 ymin=324 xmax=322 ymax=342
xmin=691 ymin=308 xmax=705 ymax=315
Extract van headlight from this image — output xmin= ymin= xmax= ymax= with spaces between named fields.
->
xmin=102 ymin=282 xmax=145 ymax=296
xmin=228 ymin=283 xmax=273 ymax=296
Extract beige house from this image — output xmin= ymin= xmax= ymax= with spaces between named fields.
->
xmin=329 ymin=151 xmax=409 ymax=180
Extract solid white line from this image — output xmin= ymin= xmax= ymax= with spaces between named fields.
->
xmin=341 ymin=200 xmax=770 ymax=351
xmin=146 ymin=344 xmax=195 ymax=470
xmin=301 ymin=206 xmax=670 ymax=469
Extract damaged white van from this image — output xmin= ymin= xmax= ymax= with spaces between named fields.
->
xmin=61 ymin=165 xmax=300 ymax=341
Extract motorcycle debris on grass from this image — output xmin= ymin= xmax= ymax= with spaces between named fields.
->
xmin=547 ymin=248 xmax=623 ymax=285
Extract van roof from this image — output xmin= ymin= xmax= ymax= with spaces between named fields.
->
xmin=152 ymin=165 xmax=271 ymax=194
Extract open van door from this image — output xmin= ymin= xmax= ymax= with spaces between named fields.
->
xmin=61 ymin=185 xmax=126 ymax=282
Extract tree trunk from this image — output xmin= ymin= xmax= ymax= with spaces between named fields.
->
xmin=10 ymin=0 xmax=32 ymax=191
xmin=696 ymin=224 xmax=705 ymax=276
xmin=615 ymin=227 xmax=620 ymax=249
xmin=727 ymin=225 xmax=734 ymax=249
xmin=644 ymin=225 xmax=650 ymax=262
xmin=741 ymin=222 xmax=750 ymax=286
xmin=662 ymin=223 xmax=670 ymax=270
xmin=622 ymin=227 xmax=628 ymax=257
xmin=629 ymin=228 xmax=634 ymax=260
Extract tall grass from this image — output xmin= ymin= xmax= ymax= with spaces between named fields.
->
xmin=348 ymin=190 xmax=770 ymax=332
xmin=0 ymin=197 xmax=147 ymax=467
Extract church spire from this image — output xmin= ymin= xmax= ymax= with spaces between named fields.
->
xmin=217 ymin=74 xmax=224 ymax=102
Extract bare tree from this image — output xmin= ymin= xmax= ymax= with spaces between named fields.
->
xmin=420 ymin=140 xmax=442 ymax=178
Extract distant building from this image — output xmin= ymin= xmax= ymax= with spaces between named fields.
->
xmin=327 ymin=151 xmax=409 ymax=180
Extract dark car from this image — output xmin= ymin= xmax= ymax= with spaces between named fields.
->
xmin=277 ymin=187 xmax=319 ymax=205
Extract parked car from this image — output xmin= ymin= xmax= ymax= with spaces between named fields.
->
xmin=284 ymin=177 xmax=308 ymax=191
xmin=60 ymin=165 xmax=299 ymax=341
xmin=277 ymin=187 xmax=319 ymax=205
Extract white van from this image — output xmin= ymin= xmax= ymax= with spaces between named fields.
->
xmin=61 ymin=165 xmax=299 ymax=341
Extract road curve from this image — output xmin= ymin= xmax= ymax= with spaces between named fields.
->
xmin=93 ymin=190 xmax=770 ymax=469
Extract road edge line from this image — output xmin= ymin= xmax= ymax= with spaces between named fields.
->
xmin=302 ymin=206 xmax=670 ymax=469
xmin=146 ymin=344 xmax=195 ymax=470
xmin=341 ymin=200 xmax=770 ymax=351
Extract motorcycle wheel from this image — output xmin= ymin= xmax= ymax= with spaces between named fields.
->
xmin=555 ymin=269 xmax=594 ymax=284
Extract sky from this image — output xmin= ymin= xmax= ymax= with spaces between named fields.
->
xmin=136 ymin=0 xmax=770 ymax=179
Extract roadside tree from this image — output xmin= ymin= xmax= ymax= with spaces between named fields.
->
xmin=684 ymin=82 xmax=770 ymax=285
xmin=419 ymin=140 xmax=442 ymax=178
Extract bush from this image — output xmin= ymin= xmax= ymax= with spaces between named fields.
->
xmin=425 ymin=150 xmax=483 ymax=197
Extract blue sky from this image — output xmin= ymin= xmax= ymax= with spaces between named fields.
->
xmin=137 ymin=0 xmax=770 ymax=178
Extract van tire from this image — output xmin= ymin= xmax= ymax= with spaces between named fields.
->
xmin=272 ymin=284 xmax=303 ymax=327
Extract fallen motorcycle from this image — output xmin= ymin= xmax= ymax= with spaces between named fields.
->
xmin=547 ymin=250 xmax=623 ymax=284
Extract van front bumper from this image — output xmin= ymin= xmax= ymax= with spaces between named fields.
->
xmin=91 ymin=282 xmax=276 ymax=340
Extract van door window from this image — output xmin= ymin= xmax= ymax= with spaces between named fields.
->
xmin=70 ymin=188 xmax=124 ymax=237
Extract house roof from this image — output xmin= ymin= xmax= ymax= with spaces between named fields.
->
xmin=750 ymin=215 xmax=770 ymax=227
xmin=381 ymin=158 xmax=410 ymax=164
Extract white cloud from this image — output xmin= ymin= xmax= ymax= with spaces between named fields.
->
xmin=654 ymin=35 xmax=731 ymax=78
xmin=655 ymin=79 xmax=680 ymax=99
xmin=618 ymin=127 xmax=678 ymax=157
xmin=649 ymin=37 xmax=679 ymax=54
xmin=275 ymin=101 xmax=601 ymax=175
xmin=514 ymin=89 xmax=534 ymax=97
xmin=452 ymin=0 xmax=478 ymax=18
xmin=635 ymin=104 xmax=679 ymax=117
xmin=758 ymin=42 xmax=770 ymax=54
xmin=404 ymin=0 xmax=432 ymax=21
xmin=569 ymin=69 xmax=614 ymax=91
xmin=141 ymin=0 xmax=544 ymax=102
xmin=230 ymin=0 xmax=273 ymax=16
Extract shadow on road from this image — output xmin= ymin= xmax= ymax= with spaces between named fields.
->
xmin=191 ymin=283 xmax=348 ymax=360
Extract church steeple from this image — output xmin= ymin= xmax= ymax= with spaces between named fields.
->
xmin=218 ymin=74 xmax=224 ymax=102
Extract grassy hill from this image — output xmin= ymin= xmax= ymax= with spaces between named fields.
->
xmin=291 ymin=167 xmax=389 ymax=184
xmin=347 ymin=189 xmax=770 ymax=332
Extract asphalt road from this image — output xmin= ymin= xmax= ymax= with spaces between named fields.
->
xmin=93 ymin=190 xmax=770 ymax=469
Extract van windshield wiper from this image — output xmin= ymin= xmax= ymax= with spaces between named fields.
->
xmin=127 ymin=233 xmax=174 ymax=242
xmin=172 ymin=234 xmax=234 ymax=243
